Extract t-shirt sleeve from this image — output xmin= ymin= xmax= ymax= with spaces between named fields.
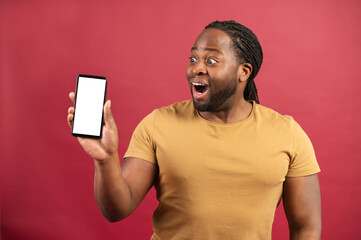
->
xmin=123 ymin=110 xmax=157 ymax=164
xmin=287 ymin=119 xmax=320 ymax=177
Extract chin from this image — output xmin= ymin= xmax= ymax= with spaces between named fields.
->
xmin=192 ymin=100 xmax=206 ymax=112
xmin=192 ymin=99 xmax=214 ymax=112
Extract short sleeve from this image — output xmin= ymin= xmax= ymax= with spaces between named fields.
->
xmin=123 ymin=110 xmax=157 ymax=164
xmin=287 ymin=119 xmax=320 ymax=177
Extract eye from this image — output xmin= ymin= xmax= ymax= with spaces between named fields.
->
xmin=189 ymin=57 xmax=197 ymax=63
xmin=206 ymin=58 xmax=217 ymax=64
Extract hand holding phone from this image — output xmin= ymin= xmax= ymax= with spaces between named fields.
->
xmin=67 ymin=75 xmax=119 ymax=162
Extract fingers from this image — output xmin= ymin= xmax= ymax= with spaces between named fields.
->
xmin=68 ymin=106 xmax=74 ymax=114
xmin=67 ymin=93 xmax=116 ymax=131
xmin=67 ymin=106 xmax=74 ymax=128
xmin=67 ymin=92 xmax=75 ymax=128
xmin=103 ymin=100 xmax=117 ymax=130
xmin=69 ymin=92 xmax=75 ymax=103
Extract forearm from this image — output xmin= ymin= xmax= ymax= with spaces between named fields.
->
xmin=93 ymin=155 xmax=133 ymax=222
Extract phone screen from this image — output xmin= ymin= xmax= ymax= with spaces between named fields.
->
xmin=72 ymin=74 xmax=107 ymax=138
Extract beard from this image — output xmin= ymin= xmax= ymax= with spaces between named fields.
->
xmin=192 ymin=78 xmax=238 ymax=112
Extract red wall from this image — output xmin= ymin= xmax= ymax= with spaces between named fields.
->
xmin=1 ymin=0 xmax=360 ymax=239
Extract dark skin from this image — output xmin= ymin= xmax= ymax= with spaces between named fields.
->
xmin=283 ymin=175 xmax=322 ymax=239
xmin=67 ymin=28 xmax=321 ymax=239
xmin=67 ymin=97 xmax=157 ymax=221
xmin=186 ymin=28 xmax=253 ymax=123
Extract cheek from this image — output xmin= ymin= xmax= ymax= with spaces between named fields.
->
xmin=216 ymin=66 xmax=238 ymax=83
xmin=185 ymin=66 xmax=192 ymax=79
xmin=208 ymin=70 xmax=236 ymax=91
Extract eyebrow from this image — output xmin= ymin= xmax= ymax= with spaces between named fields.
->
xmin=191 ymin=46 xmax=223 ymax=54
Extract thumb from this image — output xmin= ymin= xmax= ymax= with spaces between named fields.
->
xmin=103 ymin=100 xmax=116 ymax=128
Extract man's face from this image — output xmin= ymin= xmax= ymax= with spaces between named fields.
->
xmin=186 ymin=28 xmax=240 ymax=112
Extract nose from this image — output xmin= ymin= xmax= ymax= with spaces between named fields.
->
xmin=191 ymin=62 xmax=207 ymax=75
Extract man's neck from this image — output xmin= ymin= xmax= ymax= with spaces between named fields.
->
xmin=198 ymin=99 xmax=253 ymax=124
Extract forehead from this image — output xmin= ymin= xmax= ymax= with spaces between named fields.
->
xmin=192 ymin=28 xmax=233 ymax=52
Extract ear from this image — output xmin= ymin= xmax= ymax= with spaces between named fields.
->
xmin=237 ymin=63 xmax=253 ymax=83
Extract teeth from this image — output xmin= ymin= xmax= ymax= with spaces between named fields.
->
xmin=192 ymin=82 xmax=205 ymax=86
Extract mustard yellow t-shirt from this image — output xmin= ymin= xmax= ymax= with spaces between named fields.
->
xmin=124 ymin=100 xmax=320 ymax=240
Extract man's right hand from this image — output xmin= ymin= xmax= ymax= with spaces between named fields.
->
xmin=67 ymin=92 xmax=119 ymax=162
xmin=67 ymin=92 xmax=157 ymax=222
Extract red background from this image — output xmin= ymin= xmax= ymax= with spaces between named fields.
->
xmin=1 ymin=0 xmax=360 ymax=239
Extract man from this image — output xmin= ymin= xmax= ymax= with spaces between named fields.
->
xmin=67 ymin=20 xmax=321 ymax=240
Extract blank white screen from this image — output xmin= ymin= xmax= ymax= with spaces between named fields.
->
xmin=72 ymin=77 xmax=106 ymax=136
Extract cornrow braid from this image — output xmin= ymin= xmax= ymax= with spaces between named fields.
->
xmin=205 ymin=20 xmax=263 ymax=104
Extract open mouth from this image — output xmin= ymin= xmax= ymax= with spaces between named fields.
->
xmin=192 ymin=82 xmax=209 ymax=95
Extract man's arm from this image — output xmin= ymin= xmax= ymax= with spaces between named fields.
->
xmin=93 ymin=156 xmax=157 ymax=222
xmin=283 ymin=174 xmax=322 ymax=240
xmin=67 ymin=92 xmax=157 ymax=222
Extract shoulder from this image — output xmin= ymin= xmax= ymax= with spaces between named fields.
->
xmin=156 ymin=100 xmax=194 ymax=114
xmin=254 ymin=103 xmax=314 ymax=152
xmin=254 ymin=103 xmax=296 ymax=127
xmin=154 ymin=100 xmax=195 ymax=121
xmin=137 ymin=100 xmax=194 ymax=129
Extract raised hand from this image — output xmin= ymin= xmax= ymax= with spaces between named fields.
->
xmin=67 ymin=92 xmax=119 ymax=162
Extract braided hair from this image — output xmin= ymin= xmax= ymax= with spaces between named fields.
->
xmin=205 ymin=20 xmax=263 ymax=104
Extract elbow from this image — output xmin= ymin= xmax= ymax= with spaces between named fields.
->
xmin=289 ymin=221 xmax=322 ymax=240
xmin=96 ymin=200 xmax=133 ymax=223
xmin=101 ymin=209 xmax=132 ymax=223
xmin=105 ymin=216 xmax=122 ymax=223
xmin=95 ymin=192 xmax=135 ymax=223
xmin=103 ymin=213 xmax=128 ymax=223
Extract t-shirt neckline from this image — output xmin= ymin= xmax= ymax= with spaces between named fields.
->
xmin=194 ymin=100 xmax=256 ymax=127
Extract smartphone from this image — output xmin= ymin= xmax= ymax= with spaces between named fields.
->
xmin=72 ymin=74 xmax=107 ymax=138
